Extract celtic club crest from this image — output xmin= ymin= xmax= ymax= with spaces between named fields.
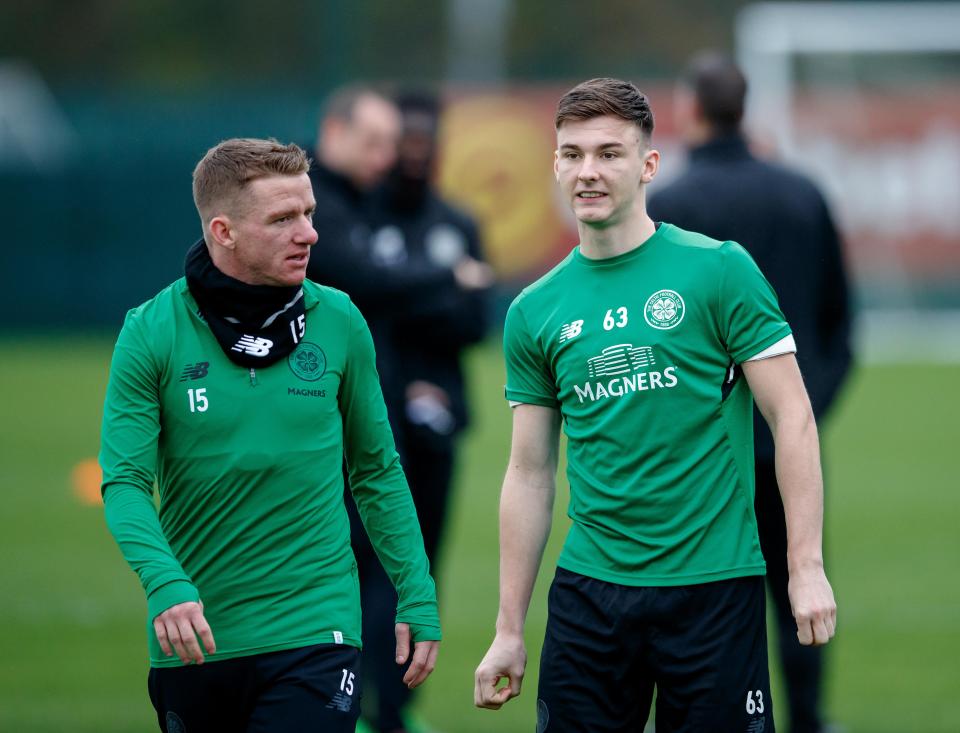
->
xmin=643 ymin=289 xmax=685 ymax=330
xmin=288 ymin=342 xmax=327 ymax=382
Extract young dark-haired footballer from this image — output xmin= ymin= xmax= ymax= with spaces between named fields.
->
xmin=474 ymin=78 xmax=836 ymax=733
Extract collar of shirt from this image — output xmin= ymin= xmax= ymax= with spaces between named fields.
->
xmin=688 ymin=133 xmax=752 ymax=164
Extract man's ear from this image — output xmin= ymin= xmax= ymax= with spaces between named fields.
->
xmin=323 ymin=117 xmax=347 ymax=146
xmin=208 ymin=215 xmax=236 ymax=250
xmin=553 ymin=149 xmax=560 ymax=182
xmin=640 ymin=148 xmax=660 ymax=184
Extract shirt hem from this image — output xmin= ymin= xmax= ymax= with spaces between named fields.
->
xmin=149 ymin=634 xmax=362 ymax=668
xmin=556 ymin=559 xmax=767 ymax=587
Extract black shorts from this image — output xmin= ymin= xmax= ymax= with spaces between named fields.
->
xmin=148 ymin=643 xmax=361 ymax=733
xmin=537 ymin=568 xmax=774 ymax=733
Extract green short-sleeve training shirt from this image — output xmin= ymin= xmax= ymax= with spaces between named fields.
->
xmin=504 ymin=223 xmax=792 ymax=586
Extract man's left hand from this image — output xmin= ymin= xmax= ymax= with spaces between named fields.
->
xmin=788 ymin=563 xmax=837 ymax=646
xmin=395 ymin=622 xmax=440 ymax=689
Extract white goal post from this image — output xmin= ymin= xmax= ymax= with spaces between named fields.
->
xmin=736 ymin=2 xmax=960 ymax=157
xmin=735 ymin=2 xmax=960 ymax=363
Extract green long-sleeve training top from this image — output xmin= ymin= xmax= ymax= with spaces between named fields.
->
xmin=99 ymin=278 xmax=440 ymax=668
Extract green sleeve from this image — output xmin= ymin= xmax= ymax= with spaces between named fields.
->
xmin=503 ymin=296 xmax=558 ymax=406
xmin=339 ymin=301 xmax=441 ymax=641
xmin=99 ymin=311 xmax=199 ymax=621
xmin=718 ymin=242 xmax=793 ymax=363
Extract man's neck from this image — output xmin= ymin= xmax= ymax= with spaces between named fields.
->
xmin=209 ymin=250 xmax=248 ymax=285
xmin=578 ymin=204 xmax=657 ymax=260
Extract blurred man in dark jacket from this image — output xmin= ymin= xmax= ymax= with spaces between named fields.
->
xmin=308 ymin=86 xmax=493 ymax=733
xmin=360 ymin=90 xmax=493 ymax=733
xmin=306 ymin=86 xmax=488 ymax=418
xmin=370 ymin=91 xmax=490 ymax=553
xmin=649 ymin=53 xmax=852 ymax=733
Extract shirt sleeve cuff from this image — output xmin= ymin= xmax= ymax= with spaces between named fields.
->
xmin=745 ymin=334 xmax=797 ymax=361
xmin=732 ymin=325 xmax=793 ymax=363
xmin=504 ymin=387 xmax=558 ymax=408
xmin=147 ymin=580 xmax=200 ymax=621
xmin=406 ymin=622 xmax=442 ymax=642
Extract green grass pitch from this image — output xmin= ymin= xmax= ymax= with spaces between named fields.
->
xmin=0 ymin=336 xmax=957 ymax=732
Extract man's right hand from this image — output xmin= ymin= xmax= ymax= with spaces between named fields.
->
xmin=153 ymin=600 xmax=216 ymax=665
xmin=474 ymin=633 xmax=527 ymax=710
xmin=788 ymin=562 xmax=837 ymax=646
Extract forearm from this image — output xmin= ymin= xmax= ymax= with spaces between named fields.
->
xmin=773 ymin=408 xmax=838 ymax=646
xmin=400 ymin=289 xmax=490 ymax=347
xmin=103 ymin=483 xmax=198 ymax=619
xmin=341 ymin=299 xmax=440 ymax=637
xmin=350 ymin=460 xmax=440 ymax=636
xmin=474 ymin=465 xmax=551 ymax=711
xmin=495 ymin=465 xmax=555 ymax=636
xmin=745 ymin=348 xmax=836 ymax=645
xmin=772 ymin=409 xmax=825 ymax=571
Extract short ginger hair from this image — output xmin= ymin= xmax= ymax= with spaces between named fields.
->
xmin=192 ymin=138 xmax=310 ymax=228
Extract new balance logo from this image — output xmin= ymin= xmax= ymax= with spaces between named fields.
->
xmin=231 ymin=336 xmax=273 ymax=357
xmin=559 ymin=320 xmax=584 ymax=343
xmin=178 ymin=361 xmax=210 ymax=381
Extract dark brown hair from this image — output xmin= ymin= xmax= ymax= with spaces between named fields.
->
xmin=684 ymin=51 xmax=747 ymax=134
xmin=192 ymin=138 xmax=309 ymax=221
xmin=555 ymin=77 xmax=655 ymax=140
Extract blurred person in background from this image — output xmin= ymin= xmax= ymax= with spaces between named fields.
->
xmin=474 ymin=77 xmax=836 ymax=732
xmin=100 ymin=138 xmax=440 ymax=733
xmin=307 ymin=87 xmax=493 ymax=733
xmin=306 ymin=85 xmax=490 ymax=420
xmin=649 ymin=52 xmax=853 ymax=733
xmin=361 ymin=89 xmax=493 ymax=733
